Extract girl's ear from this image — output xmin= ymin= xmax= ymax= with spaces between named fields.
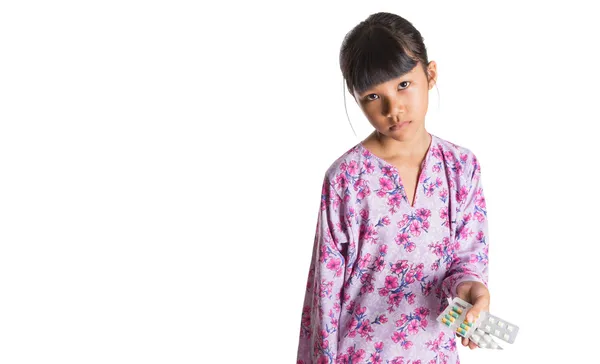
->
xmin=427 ymin=61 xmax=438 ymax=90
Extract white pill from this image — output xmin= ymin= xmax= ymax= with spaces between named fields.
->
xmin=498 ymin=321 xmax=505 ymax=328
xmin=484 ymin=335 xmax=492 ymax=343
xmin=485 ymin=325 xmax=492 ymax=331
xmin=503 ymin=333 xmax=510 ymax=341
xmin=489 ymin=317 xmax=496 ymax=324
xmin=494 ymin=329 xmax=501 ymax=336
xmin=471 ymin=334 xmax=480 ymax=342
xmin=476 ymin=328 xmax=486 ymax=335
xmin=507 ymin=325 xmax=514 ymax=332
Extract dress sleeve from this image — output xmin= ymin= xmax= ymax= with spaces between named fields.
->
xmin=296 ymin=174 xmax=353 ymax=364
xmin=442 ymin=153 xmax=490 ymax=299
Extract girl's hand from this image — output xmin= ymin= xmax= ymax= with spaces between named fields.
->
xmin=455 ymin=281 xmax=490 ymax=350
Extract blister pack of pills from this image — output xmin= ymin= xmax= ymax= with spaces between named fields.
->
xmin=436 ymin=297 xmax=519 ymax=350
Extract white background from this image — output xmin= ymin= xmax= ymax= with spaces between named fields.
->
xmin=1 ymin=1 xmax=598 ymax=363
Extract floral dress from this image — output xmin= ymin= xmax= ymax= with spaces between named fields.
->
xmin=296 ymin=134 xmax=489 ymax=364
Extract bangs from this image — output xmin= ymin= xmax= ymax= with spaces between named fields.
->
xmin=347 ymin=27 xmax=418 ymax=96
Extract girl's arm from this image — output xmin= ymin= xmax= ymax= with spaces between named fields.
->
xmin=296 ymin=174 xmax=353 ymax=364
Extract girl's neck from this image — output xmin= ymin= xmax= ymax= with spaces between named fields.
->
xmin=370 ymin=127 xmax=431 ymax=160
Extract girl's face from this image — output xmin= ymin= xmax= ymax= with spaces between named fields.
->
xmin=353 ymin=61 xmax=437 ymax=141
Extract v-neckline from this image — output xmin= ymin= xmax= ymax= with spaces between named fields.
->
xmin=359 ymin=133 xmax=434 ymax=209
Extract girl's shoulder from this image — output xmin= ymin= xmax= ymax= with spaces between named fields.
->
xmin=432 ymin=134 xmax=482 ymax=179
xmin=322 ymin=142 xmax=366 ymax=182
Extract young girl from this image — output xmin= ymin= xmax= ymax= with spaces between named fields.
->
xmin=296 ymin=12 xmax=491 ymax=364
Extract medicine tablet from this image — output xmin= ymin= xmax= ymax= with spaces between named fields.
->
xmin=484 ymin=335 xmax=492 ymax=343
xmin=494 ymin=329 xmax=501 ymax=336
xmin=485 ymin=325 xmax=492 ymax=331
xmin=489 ymin=317 xmax=496 ymax=324
xmin=503 ymin=333 xmax=510 ymax=341
xmin=507 ymin=325 xmax=514 ymax=332
xmin=471 ymin=334 xmax=480 ymax=341
xmin=498 ymin=321 xmax=505 ymax=328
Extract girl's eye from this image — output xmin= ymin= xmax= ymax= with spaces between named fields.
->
xmin=365 ymin=81 xmax=411 ymax=101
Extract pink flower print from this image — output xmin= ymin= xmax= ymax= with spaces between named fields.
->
xmin=422 ymin=220 xmax=430 ymax=230
xmin=405 ymin=242 xmax=415 ymax=252
xmin=327 ymin=258 xmax=341 ymax=272
xmin=458 ymin=226 xmax=472 ymax=241
xmin=474 ymin=210 xmax=485 ymax=222
xmin=360 ymin=272 xmax=372 ymax=285
xmin=388 ymin=194 xmax=402 ymax=208
xmin=392 ymin=331 xmax=407 ymax=343
xmin=375 ymin=341 xmax=384 ymax=351
xmin=379 ymin=315 xmax=388 ymax=324
xmin=360 ymin=208 xmax=369 ymax=220
xmin=379 ymin=177 xmax=394 ymax=191
xmin=375 ymin=256 xmax=385 ymax=271
xmin=364 ymin=160 xmax=375 ymax=174
xmin=390 ymin=357 xmax=405 ymax=364
xmin=382 ymin=166 xmax=394 ymax=177
xmin=416 ymin=208 xmax=431 ymax=221
xmin=469 ymin=254 xmax=478 ymax=264
xmin=407 ymin=293 xmax=415 ymax=305
xmin=401 ymin=340 xmax=413 ymax=350
xmin=409 ymin=221 xmax=421 ymax=236
xmin=351 ymin=349 xmax=366 ymax=363
xmin=407 ymin=320 xmax=419 ymax=335
xmin=379 ymin=245 xmax=388 ymax=254
xmin=444 ymin=151 xmax=455 ymax=162
xmin=357 ymin=185 xmax=371 ymax=200
xmin=385 ymin=275 xmax=399 ymax=290
xmin=431 ymin=261 xmax=439 ymax=271
xmin=439 ymin=207 xmax=448 ymax=223
xmin=415 ymin=270 xmax=424 ymax=281
xmin=395 ymin=232 xmax=410 ymax=246
xmin=389 ymin=293 xmax=403 ymax=306
xmin=432 ymin=164 xmax=441 ymax=173
xmin=399 ymin=214 xmax=409 ymax=226
xmin=319 ymin=244 xmax=329 ymax=262
xmin=460 ymin=153 xmax=468 ymax=164
xmin=347 ymin=160 xmax=359 ymax=175
xmin=336 ymin=173 xmax=349 ymax=190
xmin=420 ymin=319 xmax=428 ymax=328
xmin=463 ymin=212 xmax=472 ymax=224
xmin=391 ymin=260 xmax=408 ymax=274
xmin=415 ymin=306 xmax=430 ymax=318
xmin=376 ymin=189 xmax=386 ymax=198
xmin=382 ymin=216 xmax=391 ymax=225
xmin=457 ymin=186 xmax=469 ymax=204
xmin=378 ymin=287 xmax=389 ymax=297
xmin=476 ymin=192 xmax=486 ymax=208
xmin=425 ymin=184 xmax=435 ymax=197
xmin=439 ymin=188 xmax=448 ymax=201
xmin=359 ymin=253 xmax=371 ymax=269
xmin=369 ymin=353 xmax=383 ymax=364
xmin=405 ymin=270 xmax=416 ymax=284
xmin=476 ymin=230 xmax=485 ymax=242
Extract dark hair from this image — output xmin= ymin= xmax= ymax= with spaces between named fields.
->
xmin=339 ymin=12 xmax=431 ymax=97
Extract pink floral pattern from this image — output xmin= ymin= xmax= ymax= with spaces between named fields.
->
xmin=297 ymin=134 xmax=489 ymax=363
